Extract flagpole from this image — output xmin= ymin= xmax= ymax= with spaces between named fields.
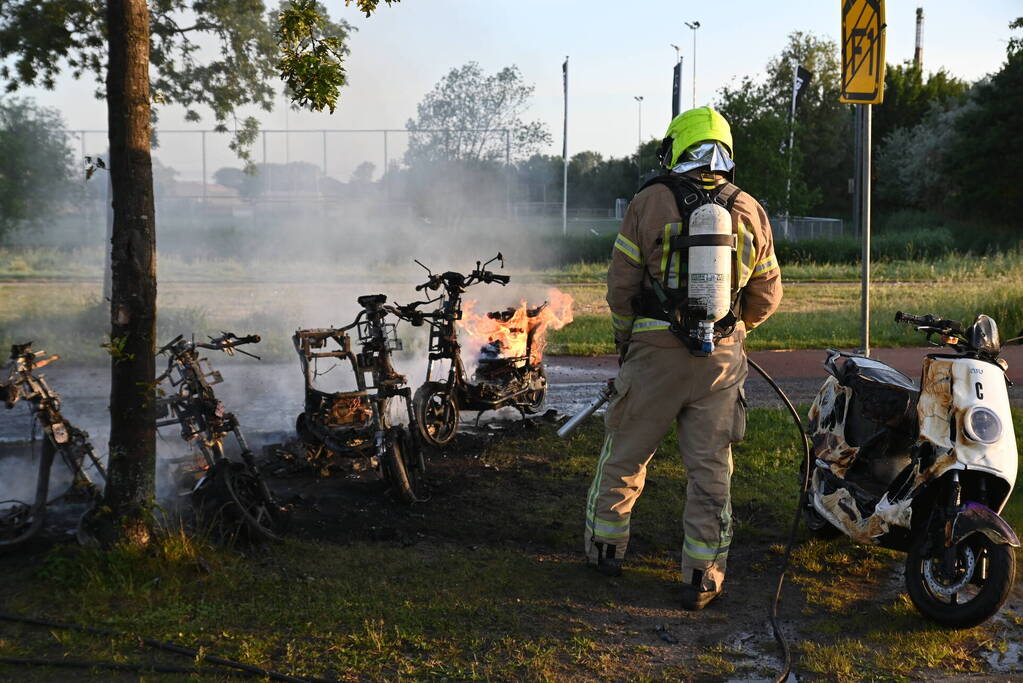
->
xmin=562 ymin=56 xmax=569 ymax=237
xmin=784 ymin=60 xmax=797 ymax=235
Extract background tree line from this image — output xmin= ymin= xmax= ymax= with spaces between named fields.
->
xmin=5 ymin=19 xmax=1020 ymax=241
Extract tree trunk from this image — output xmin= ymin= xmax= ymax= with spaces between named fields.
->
xmin=86 ymin=0 xmax=157 ymax=547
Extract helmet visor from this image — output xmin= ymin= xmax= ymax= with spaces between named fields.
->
xmin=671 ymin=140 xmax=735 ymax=174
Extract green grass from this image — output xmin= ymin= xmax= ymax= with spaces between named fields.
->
xmin=2 ymin=408 xmax=1019 ymax=680
xmin=548 ymin=275 xmax=1023 ymax=354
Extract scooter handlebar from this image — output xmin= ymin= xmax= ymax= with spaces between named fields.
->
xmin=895 ymin=311 xmax=962 ymax=332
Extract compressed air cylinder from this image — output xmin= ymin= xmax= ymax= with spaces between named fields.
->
xmin=687 ymin=203 xmax=733 ymax=354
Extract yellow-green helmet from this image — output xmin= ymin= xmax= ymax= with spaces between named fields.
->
xmin=661 ymin=107 xmax=733 ymax=168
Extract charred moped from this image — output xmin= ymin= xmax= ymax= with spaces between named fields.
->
xmin=410 ymin=255 xmax=549 ymax=447
xmin=156 ymin=332 xmax=285 ymax=540
xmin=293 ymin=294 xmax=426 ymax=502
xmin=0 ymin=343 xmax=106 ymax=548
xmin=805 ymin=311 xmax=1020 ymax=627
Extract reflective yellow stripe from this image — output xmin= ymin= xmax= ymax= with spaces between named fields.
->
xmin=611 ymin=313 xmax=635 ymax=332
xmin=632 ymin=317 xmax=670 ymax=333
xmin=683 ymin=535 xmax=730 ymax=561
xmin=735 ymin=219 xmax=755 ymax=288
xmin=684 ymin=546 xmax=729 ymax=561
xmin=614 ymin=234 xmax=641 ymax=263
xmin=586 ymin=515 xmax=630 ymax=540
xmin=752 ymin=253 xmax=779 ymax=277
xmin=660 ymin=223 xmax=671 ymax=279
xmin=665 ymin=222 xmax=682 ymax=288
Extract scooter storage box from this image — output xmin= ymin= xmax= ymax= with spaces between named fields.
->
xmin=840 ymin=357 xmax=919 ymax=426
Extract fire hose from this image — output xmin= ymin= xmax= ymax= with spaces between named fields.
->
xmin=558 ymin=356 xmax=811 ymax=683
xmin=0 ymin=611 xmax=333 ymax=682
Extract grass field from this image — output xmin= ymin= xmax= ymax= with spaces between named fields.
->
xmin=1 ymin=408 xmax=1020 ymax=681
xmin=1 ymin=246 xmax=1022 ymax=362
xmin=547 ymin=274 xmax=1023 ymax=355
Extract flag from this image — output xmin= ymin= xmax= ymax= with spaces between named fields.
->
xmin=672 ymin=61 xmax=682 ymax=117
xmin=791 ymin=65 xmax=813 ymax=117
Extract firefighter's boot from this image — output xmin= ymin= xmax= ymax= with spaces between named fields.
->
xmin=680 ymin=569 xmax=721 ymax=610
xmin=589 ymin=541 xmax=623 ymax=577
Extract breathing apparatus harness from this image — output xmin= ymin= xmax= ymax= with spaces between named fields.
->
xmin=634 ymin=173 xmax=744 ymax=357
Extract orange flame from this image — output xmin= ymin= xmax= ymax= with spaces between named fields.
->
xmin=459 ymin=288 xmax=574 ymax=364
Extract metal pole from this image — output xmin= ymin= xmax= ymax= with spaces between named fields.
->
xmin=201 ymin=130 xmax=207 ymax=201
xmin=692 ymin=28 xmax=697 ymax=106
xmin=784 ymin=62 xmax=797 ymax=231
xmin=562 ymin=56 xmax=569 ymax=237
xmin=859 ymin=104 xmax=872 ymax=357
xmin=505 ymin=129 xmax=511 ymax=217
xmin=685 ymin=21 xmax=700 ymax=107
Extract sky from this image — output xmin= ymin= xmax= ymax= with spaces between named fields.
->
xmin=15 ymin=0 xmax=1021 ymax=183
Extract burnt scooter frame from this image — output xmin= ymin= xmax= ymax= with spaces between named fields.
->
xmin=156 ymin=332 xmax=284 ymax=540
xmin=804 ymin=312 xmax=1023 ymax=627
xmin=294 ymin=294 xmax=426 ymax=503
xmin=0 ymin=343 xmax=106 ymax=548
xmin=410 ymin=254 xmax=548 ymax=448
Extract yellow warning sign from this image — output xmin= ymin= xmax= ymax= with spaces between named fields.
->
xmin=840 ymin=0 xmax=885 ymax=104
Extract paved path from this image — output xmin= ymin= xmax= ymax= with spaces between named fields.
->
xmin=1 ymin=347 xmax=1020 ymax=446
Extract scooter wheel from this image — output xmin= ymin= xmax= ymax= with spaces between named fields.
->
xmin=521 ymin=366 xmax=547 ymax=415
xmin=413 ymin=382 xmax=459 ymax=447
xmin=381 ymin=428 xmax=426 ymax=504
xmin=193 ymin=461 xmax=284 ymax=542
xmin=904 ymin=533 xmax=1015 ymax=628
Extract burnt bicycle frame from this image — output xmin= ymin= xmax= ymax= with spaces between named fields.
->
xmin=293 ymin=295 xmax=426 ymax=501
xmin=0 ymin=343 xmax=106 ymax=548
xmin=155 ymin=332 xmax=283 ymax=540
xmin=416 ymin=256 xmax=547 ymax=414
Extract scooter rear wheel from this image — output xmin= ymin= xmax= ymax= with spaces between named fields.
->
xmin=193 ymin=461 xmax=284 ymax=542
xmin=521 ymin=366 xmax=547 ymax=415
xmin=905 ymin=533 xmax=1015 ymax=628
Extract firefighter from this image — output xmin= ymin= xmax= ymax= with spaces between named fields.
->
xmin=584 ymin=106 xmax=782 ymax=610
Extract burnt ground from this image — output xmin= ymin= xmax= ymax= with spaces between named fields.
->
xmin=2 ymin=350 xmax=1023 ymax=680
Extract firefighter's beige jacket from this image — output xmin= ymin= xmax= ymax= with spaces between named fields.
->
xmin=607 ymin=174 xmax=782 ymax=348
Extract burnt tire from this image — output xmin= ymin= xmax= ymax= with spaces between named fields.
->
xmin=296 ymin=412 xmax=317 ymax=445
xmin=413 ymin=382 xmax=459 ymax=447
xmin=521 ymin=366 xmax=547 ymax=415
xmin=193 ymin=461 xmax=284 ymax=542
xmin=382 ymin=428 xmax=425 ymax=504
xmin=905 ymin=533 xmax=1015 ymax=628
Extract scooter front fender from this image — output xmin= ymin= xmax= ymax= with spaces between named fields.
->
xmin=951 ymin=502 xmax=1020 ymax=548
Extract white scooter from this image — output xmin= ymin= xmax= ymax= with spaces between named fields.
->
xmin=805 ymin=311 xmax=1020 ymax=627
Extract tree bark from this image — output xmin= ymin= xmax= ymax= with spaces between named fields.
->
xmin=87 ymin=0 xmax=157 ymax=546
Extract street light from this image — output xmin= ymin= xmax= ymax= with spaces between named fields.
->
xmin=633 ymin=96 xmax=644 ymax=147
xmin=670 ymin=43 xmax=681 ymax=64
xmin=684 ymin=21 xmax=700 ymax=107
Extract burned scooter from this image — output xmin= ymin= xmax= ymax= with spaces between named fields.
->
xmin=156 ymin=332 xmax=285 ymax=540
xmin=0 ymin=343 xmax=106 ymax=548
xmin=293 ymin=295 xmax=426 ymax=502
xmin=410 ymin=254 xmax=550 ymax=447
xmin=805 ymin=311 xmax=1020 ymax=627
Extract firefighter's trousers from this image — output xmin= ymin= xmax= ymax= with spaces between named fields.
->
xmin=584 ymin=338 xmax=748 ymax=592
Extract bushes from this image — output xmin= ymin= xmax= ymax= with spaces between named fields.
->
xmin=774 ymin=227 xmax=956 ymax=265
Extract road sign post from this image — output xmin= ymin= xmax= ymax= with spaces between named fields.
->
xmin=841 ymin=0 xmax=885 ymax=357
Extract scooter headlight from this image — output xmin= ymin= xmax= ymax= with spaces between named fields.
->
xmin=963 ymin=406 xmax=1002 ymax=444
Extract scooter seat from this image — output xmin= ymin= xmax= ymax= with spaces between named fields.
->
xmin=838 ymin=356 xmax=918 ymax=394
